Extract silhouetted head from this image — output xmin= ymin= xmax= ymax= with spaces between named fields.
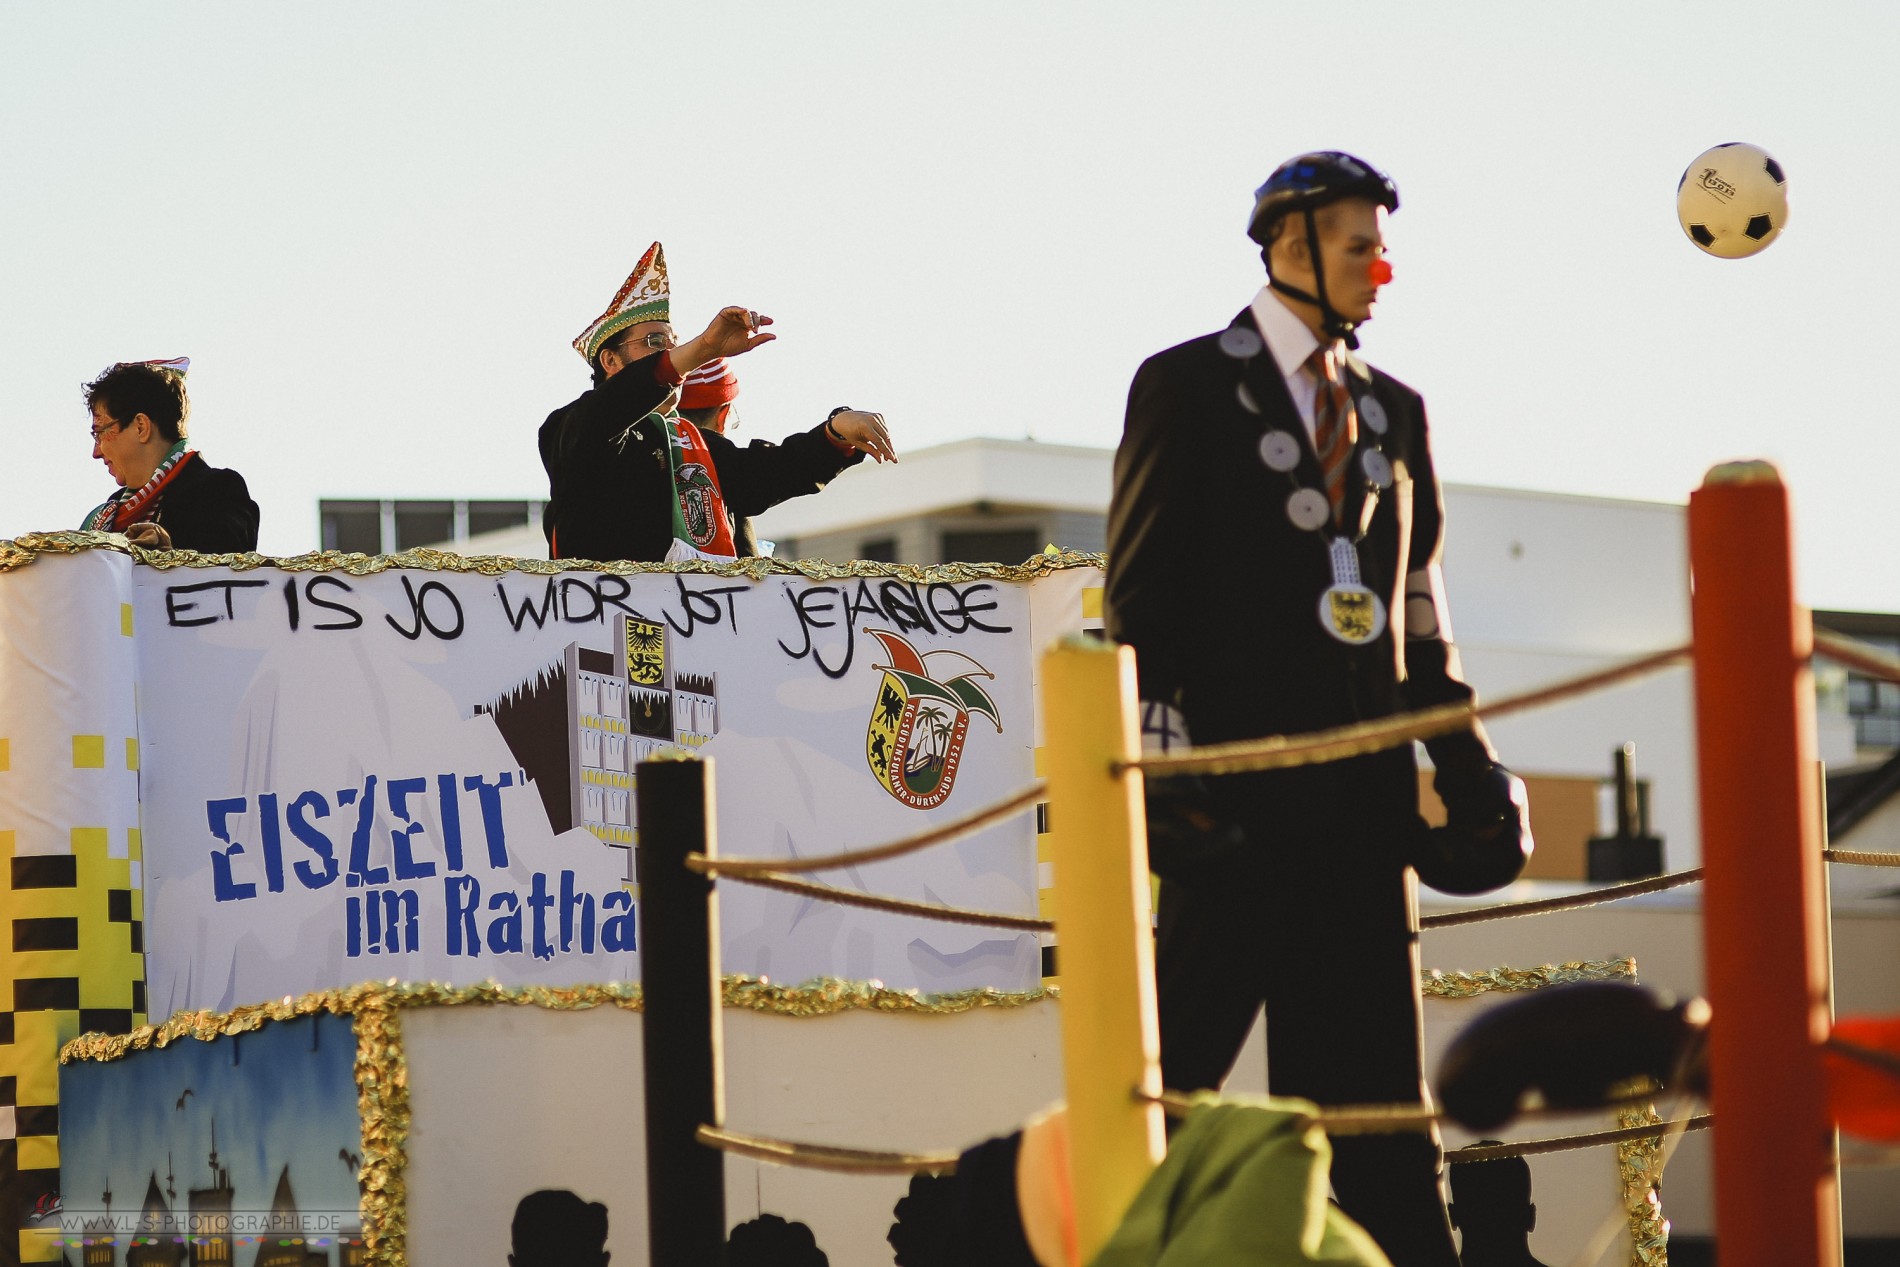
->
xmin=508 ymin=1189 xmax=609 ymax=1267
xmin=1448 ymin=1143 xmax=1536 ymax=1236
xmin=727 ymin=1213 xmax=827 ymax=1266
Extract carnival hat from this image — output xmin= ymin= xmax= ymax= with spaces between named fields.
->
xmin=97 ymin=356 xmax=191 ymax=379
xmin=573 ymin=242 xmax=671 ymax=363
xmin=680 ymin=357 xmax=739 ymax=409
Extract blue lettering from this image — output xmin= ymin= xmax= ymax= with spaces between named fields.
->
xmin=345 ymin=775 xmax=389 ymax=888
xmin=462 ymin=772 xmax=514 ymax=869
xmin=445 ymin=875 xmax=480 ymax=956
xmin=602 ymin=890 xmax=637 ymax=951
xmin=207 ymin=797 xmax=256 ymax=901
xmin=387 ymin=777 xmax=436 ymax=881
xmin=559 ymin=869 xmax=595 ymax=954
xmin=287 ymin=791 xmax=339 ymax=889
xmin=486 ymin=890 xmax=523 ymax=954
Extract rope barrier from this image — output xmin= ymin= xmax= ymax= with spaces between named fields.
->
xmin=697 ymin=1125 xmax=959 ymax=1174
xmin=1814 ymin=630 xmax=1900 ymax=689
xmin=1448 ymin=1115 xmax=1712 ymax=1163
xmin=1420 ymin=868 xmax=1705 ymax=930
xmin=716 ymin=869 xmax=1055 ymax=933
xmin=1827 ymin=1035 xmax=1900 ymax=1081
xmin=1140 ymin=1084 xmax=1669 ymax=1128
xmin=1125 ymin=645 xmax=1691 ymax=778
xmin=1825 ymin=848 xmax=1900 ymax=868
xmin=686 ymin=783 xmax=1045 ymax=878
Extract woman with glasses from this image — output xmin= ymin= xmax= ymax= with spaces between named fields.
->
xmin=81 ymin=357 xmax=259 ymax=554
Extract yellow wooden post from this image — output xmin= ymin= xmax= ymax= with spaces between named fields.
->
xmin=1041 ymin=636 xmax=1165 ymax=1262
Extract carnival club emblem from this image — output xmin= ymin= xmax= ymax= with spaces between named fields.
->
xmin=677 ymin=462 xmax=721 ymax=548
xmin=863 ymin=629 xmax=1002 ymax=810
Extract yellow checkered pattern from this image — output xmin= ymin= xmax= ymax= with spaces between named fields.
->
xmin=1 ymin=737 xmax=147 ymax=1261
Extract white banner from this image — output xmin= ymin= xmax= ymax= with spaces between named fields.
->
xmin=116 ymin=554 xmax=1096 ymax=1018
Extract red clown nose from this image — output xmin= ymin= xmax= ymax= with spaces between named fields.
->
xmin=1369 ymin=259 xmax=1394 ymax=285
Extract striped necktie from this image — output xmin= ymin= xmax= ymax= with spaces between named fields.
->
xmin=1307 ymin=344 xmax=1357 ymax=526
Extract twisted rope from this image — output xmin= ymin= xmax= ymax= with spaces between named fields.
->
xmin=1125 ymin=645 xmax=1691 ymax=778
xmin=697 ymin=1125 xmax=959 ymax=1174
xmin=1140 ymin=1087 xmax=1668 ymax=1137
xmin=1814 ymin=629 xmax=1900 ymax=688
xmin=1420 ymin=868 xmax=1705 ymax=930
xmin=1828 ymin=1035 xmax=1900 ymax=1081
xmin=687 ymin=783 xmax=1044 ymax=878
xmin=1825 ymin=848 xmax=1900 ymax=867
xmin=1448 ymin=1115 xmax=1712 ymax=1162
xmin=717 ymin=869 xmax=1053 ymax=932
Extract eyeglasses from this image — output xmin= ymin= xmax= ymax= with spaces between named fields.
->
xmin=89 ymin=420 xmax=125 ymax=442
xmin=620 ymin=330 xmax=675 ymax=353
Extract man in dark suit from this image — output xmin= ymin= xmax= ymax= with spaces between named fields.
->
xmin=82 ymin=358 xmax=259 ymax=554
xmin=1105 ymin=152 xmax=1531 ymax=1266
xmin=540 ymin=242 xmax=895 ymax=564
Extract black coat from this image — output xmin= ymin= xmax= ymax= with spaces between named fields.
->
xmin=1105 ymin=307 xmax=1484 ymax=831
xmin=146 ymin=455 xmax=260 ymax=554
xmin=538 ymin=357 xmax=860 ymax=564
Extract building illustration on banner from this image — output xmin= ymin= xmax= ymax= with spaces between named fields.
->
xmin=478 ymin=612 xmax=718 ymax=879
xmin=57 ymin=1012 xmax=368 ymax=1265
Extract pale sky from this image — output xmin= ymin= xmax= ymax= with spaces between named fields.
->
xmin=4 ymin=2 xmax=1896 ymax=609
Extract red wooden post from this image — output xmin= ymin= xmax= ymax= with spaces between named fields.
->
xmin=1688 ymin=462 xmax=1839 ymax=1267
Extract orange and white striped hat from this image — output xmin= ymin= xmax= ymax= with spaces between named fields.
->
xmin=680 ymin=357 xmax=739 ymax=409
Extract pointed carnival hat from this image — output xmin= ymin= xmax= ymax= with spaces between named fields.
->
xmin=573 ymin=242 xmax=670 ymax=363
xmin=99 ymin=356 xmax=191 ymax=378
xmin=680 ymin=357 xmax=739 ymax=409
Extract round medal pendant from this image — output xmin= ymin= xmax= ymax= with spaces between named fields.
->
xmin=1318 ymin=584 xmax=1389 ymax=645
xmin=1358 ymin=395 xmax=1389 ymax=434
xmin=1286 ymin=488 xmax=1331 ymax=532
xmin=1219 ymin=326 xmax=1263 ymax=359
xmin=1361 ymin=449 xmax=1394 ymax=488
xmin=1259 ymin=430 xmax=1301 ymax=472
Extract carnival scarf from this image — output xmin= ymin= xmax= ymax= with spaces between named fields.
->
xmin=81 ymin=440 xmax=196 ymax=533
xmin=662 ymin=413 xmax=738 ymax=559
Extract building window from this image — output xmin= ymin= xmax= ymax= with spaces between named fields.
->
xmin=320 ymin=501 xmax=382 ymax=555
xmin=394 ymin=501 xmax=454 ymax=551
xmin=319 ymin=498 xmax=545 ymax=555
xmin=859 ymin=537 xmax=898 ymax=563
xmin=469 ymin=500 xmax=533 ymax=537
xmin=942 ymin=528 xmax=1040 ymax=565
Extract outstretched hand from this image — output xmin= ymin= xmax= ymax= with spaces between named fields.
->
xmin=671 ymin=307 xmax=776 ymax=378
xmin=827 ymin=410 xmax=898 ymax=464
xmin=702 ymin=307 xmax=777 ymax=358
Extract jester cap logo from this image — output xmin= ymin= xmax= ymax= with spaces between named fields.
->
xmin=863 ymin=629 xmax=1002 ymax=810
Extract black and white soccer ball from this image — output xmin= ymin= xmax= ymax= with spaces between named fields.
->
xmin=1677 ymin=143 xmax=1788 ymax=259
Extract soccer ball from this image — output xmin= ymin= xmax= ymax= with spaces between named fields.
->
xmin=1677 ymin=143 xmax=1788 ymax=259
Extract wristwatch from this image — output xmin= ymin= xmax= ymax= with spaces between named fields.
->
xmin=825 ymin=406 xmax=852 ymax=442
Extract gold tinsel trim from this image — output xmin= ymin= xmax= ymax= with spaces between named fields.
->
xmin=1420 ymin=957 xmax=1636 ymax=999
xmin=1616 ymin=1099 xmax=1672 ymax=1267
xmin=0 ymin=530 xmax=1103 ymax=582
xmin=721 ymin=976 xmax=1056 ymax=1016
xmin=58 ymin=976 xmax=1053 ymax=1065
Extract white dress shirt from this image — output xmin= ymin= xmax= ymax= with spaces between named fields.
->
xmin=1249 ymin=285 xmax=1324 ymax=444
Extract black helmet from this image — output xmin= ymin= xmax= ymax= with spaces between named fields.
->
xmin=1247 ymin=151 xmax=1399 ymax=246
xmin=1248 ymin=152 xmax=1398 ymax=349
